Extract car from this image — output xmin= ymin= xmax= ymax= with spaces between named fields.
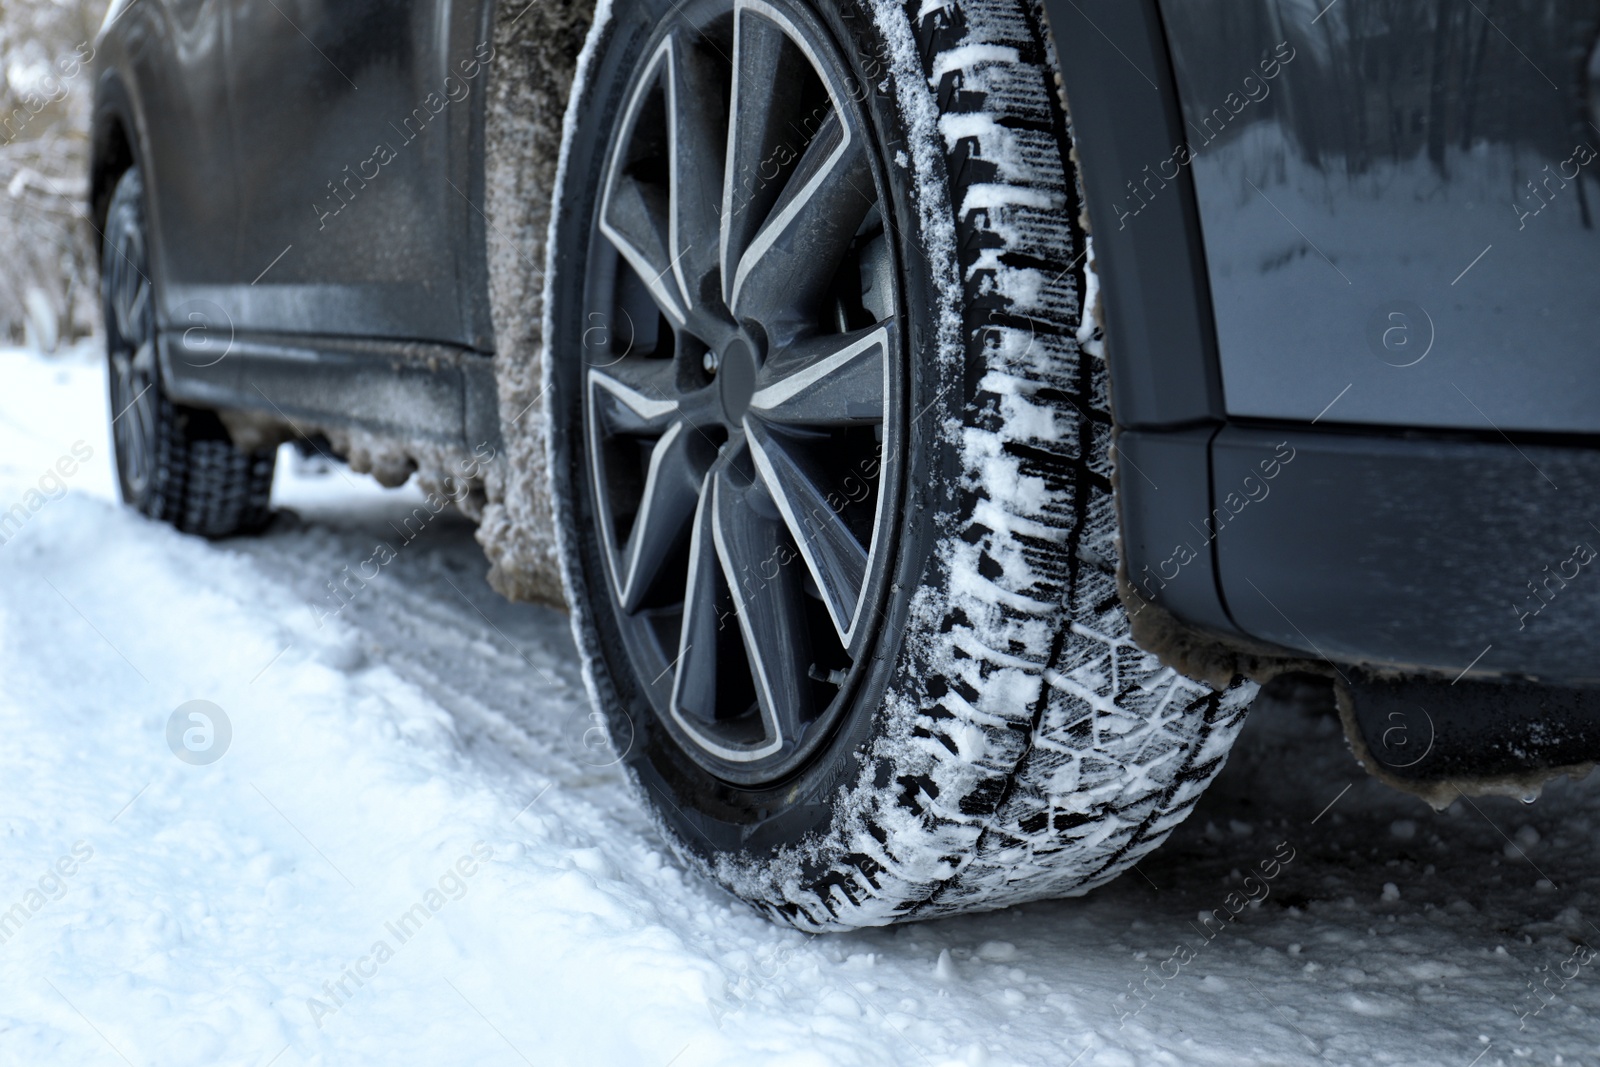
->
xmin=89 ymin=0 xmax=1600 ymax=929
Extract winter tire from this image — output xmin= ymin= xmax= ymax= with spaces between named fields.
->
xmin=546 ymin=0 xmax=1258 ymax=928
xmin=104 ymin=167 xmax=276 ymax=538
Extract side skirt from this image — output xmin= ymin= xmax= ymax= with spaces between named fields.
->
xmin=157 ymin=331 xmax=502 ymax=453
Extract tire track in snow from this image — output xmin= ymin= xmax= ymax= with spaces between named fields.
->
xmin=5 ymin=349 xmax=1600 ymax=1066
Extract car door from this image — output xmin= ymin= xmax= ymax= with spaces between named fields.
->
xmin=122 ymin=0 xmax=238 ymax=314
xmin=220 ymin=0 xmax=492 ymax=349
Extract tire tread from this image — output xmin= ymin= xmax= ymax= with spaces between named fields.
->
xmin=715 ymin=0 xmax=1255 ymax=928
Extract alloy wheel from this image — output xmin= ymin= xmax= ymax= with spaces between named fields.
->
xmin=580 ymin=0 xmax=904 ymax=784
xmin=106 ymin=206 xmax=159 ymax=504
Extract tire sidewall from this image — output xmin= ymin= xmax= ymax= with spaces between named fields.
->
xmin=547 ymin=0 xmax=965 ymax=859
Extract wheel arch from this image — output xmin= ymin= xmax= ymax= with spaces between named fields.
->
xmin=470 ymin=0 xmax=603 ymax=606
xmin=89 ymin=70 xmax=145 ymax=257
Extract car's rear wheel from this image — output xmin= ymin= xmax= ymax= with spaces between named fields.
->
xmin=104 ymin=167 xmax=276 ymax=537
xmin=545 ymin=0 xmax=1257 ymax=927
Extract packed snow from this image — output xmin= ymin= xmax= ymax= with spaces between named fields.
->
xmin=3 ymin=341 xmax=1599 ymax=1066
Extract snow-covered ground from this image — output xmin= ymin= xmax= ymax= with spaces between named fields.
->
xmin=3 ymin=342 xmax=1599 ymax=1067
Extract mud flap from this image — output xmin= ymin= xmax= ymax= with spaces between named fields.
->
xmin=1337 ymin=671 xmax=1600 ymax=809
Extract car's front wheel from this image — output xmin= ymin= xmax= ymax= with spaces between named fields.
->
xmin=545 ymin=0 xmax=1256 ymax=928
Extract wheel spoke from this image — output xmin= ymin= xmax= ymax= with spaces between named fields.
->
xmin=113 ymin=244 xmax=149 ymax=343
xmin=601 ymin=176 xmax=685 ymax=326
xmin=127 ymin=396 xmax=152 ymax=491
xmin=727 ymin=109 xmax=873 ymax=323
xmin=720 ymin=6 xmax=816 ymax=309
xmin=601 ymin=42 xmax=687 ymax=326
xmin=665 ymin=32 xmax=726 ymax=314
xmin=587 ymin=362 xmax=680 ymax=436
xmin=669 ymin=470 xmax=726 ymax=724
xmin=617 ymin=420 xmax=713 ymax=612
xmin=711 ymin=464 xmax=810 ymax=748
xmin=113 ymin=332 xmax=158 ymax=498
xmin=112 ymin=357 xmax=135 ymax=474
xmin=743 ymin=419 xmax=869 ymax=645
xmin=748 ymin=323 xmax=890 ymax=427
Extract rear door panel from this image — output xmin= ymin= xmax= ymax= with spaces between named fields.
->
xmin=213 ymin=0 xmax=492 ymax=347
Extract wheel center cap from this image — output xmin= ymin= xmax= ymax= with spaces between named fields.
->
xmin=718 ymin=338 xmax=758 ymax=424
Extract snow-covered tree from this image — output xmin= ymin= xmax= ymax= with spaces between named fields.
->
xmin=0 ymin=0 xmax=107 ymax=350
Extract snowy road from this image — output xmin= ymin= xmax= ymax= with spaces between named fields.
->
xmin=3 ymin=344 xmax=1599 ymax=1067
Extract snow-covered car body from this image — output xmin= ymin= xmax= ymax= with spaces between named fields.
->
xmin=90 ymin=0 xmax=1600 ymax=801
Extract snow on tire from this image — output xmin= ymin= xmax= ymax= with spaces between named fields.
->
xmin=544 ymin=0 xmax=1258 ymax=929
